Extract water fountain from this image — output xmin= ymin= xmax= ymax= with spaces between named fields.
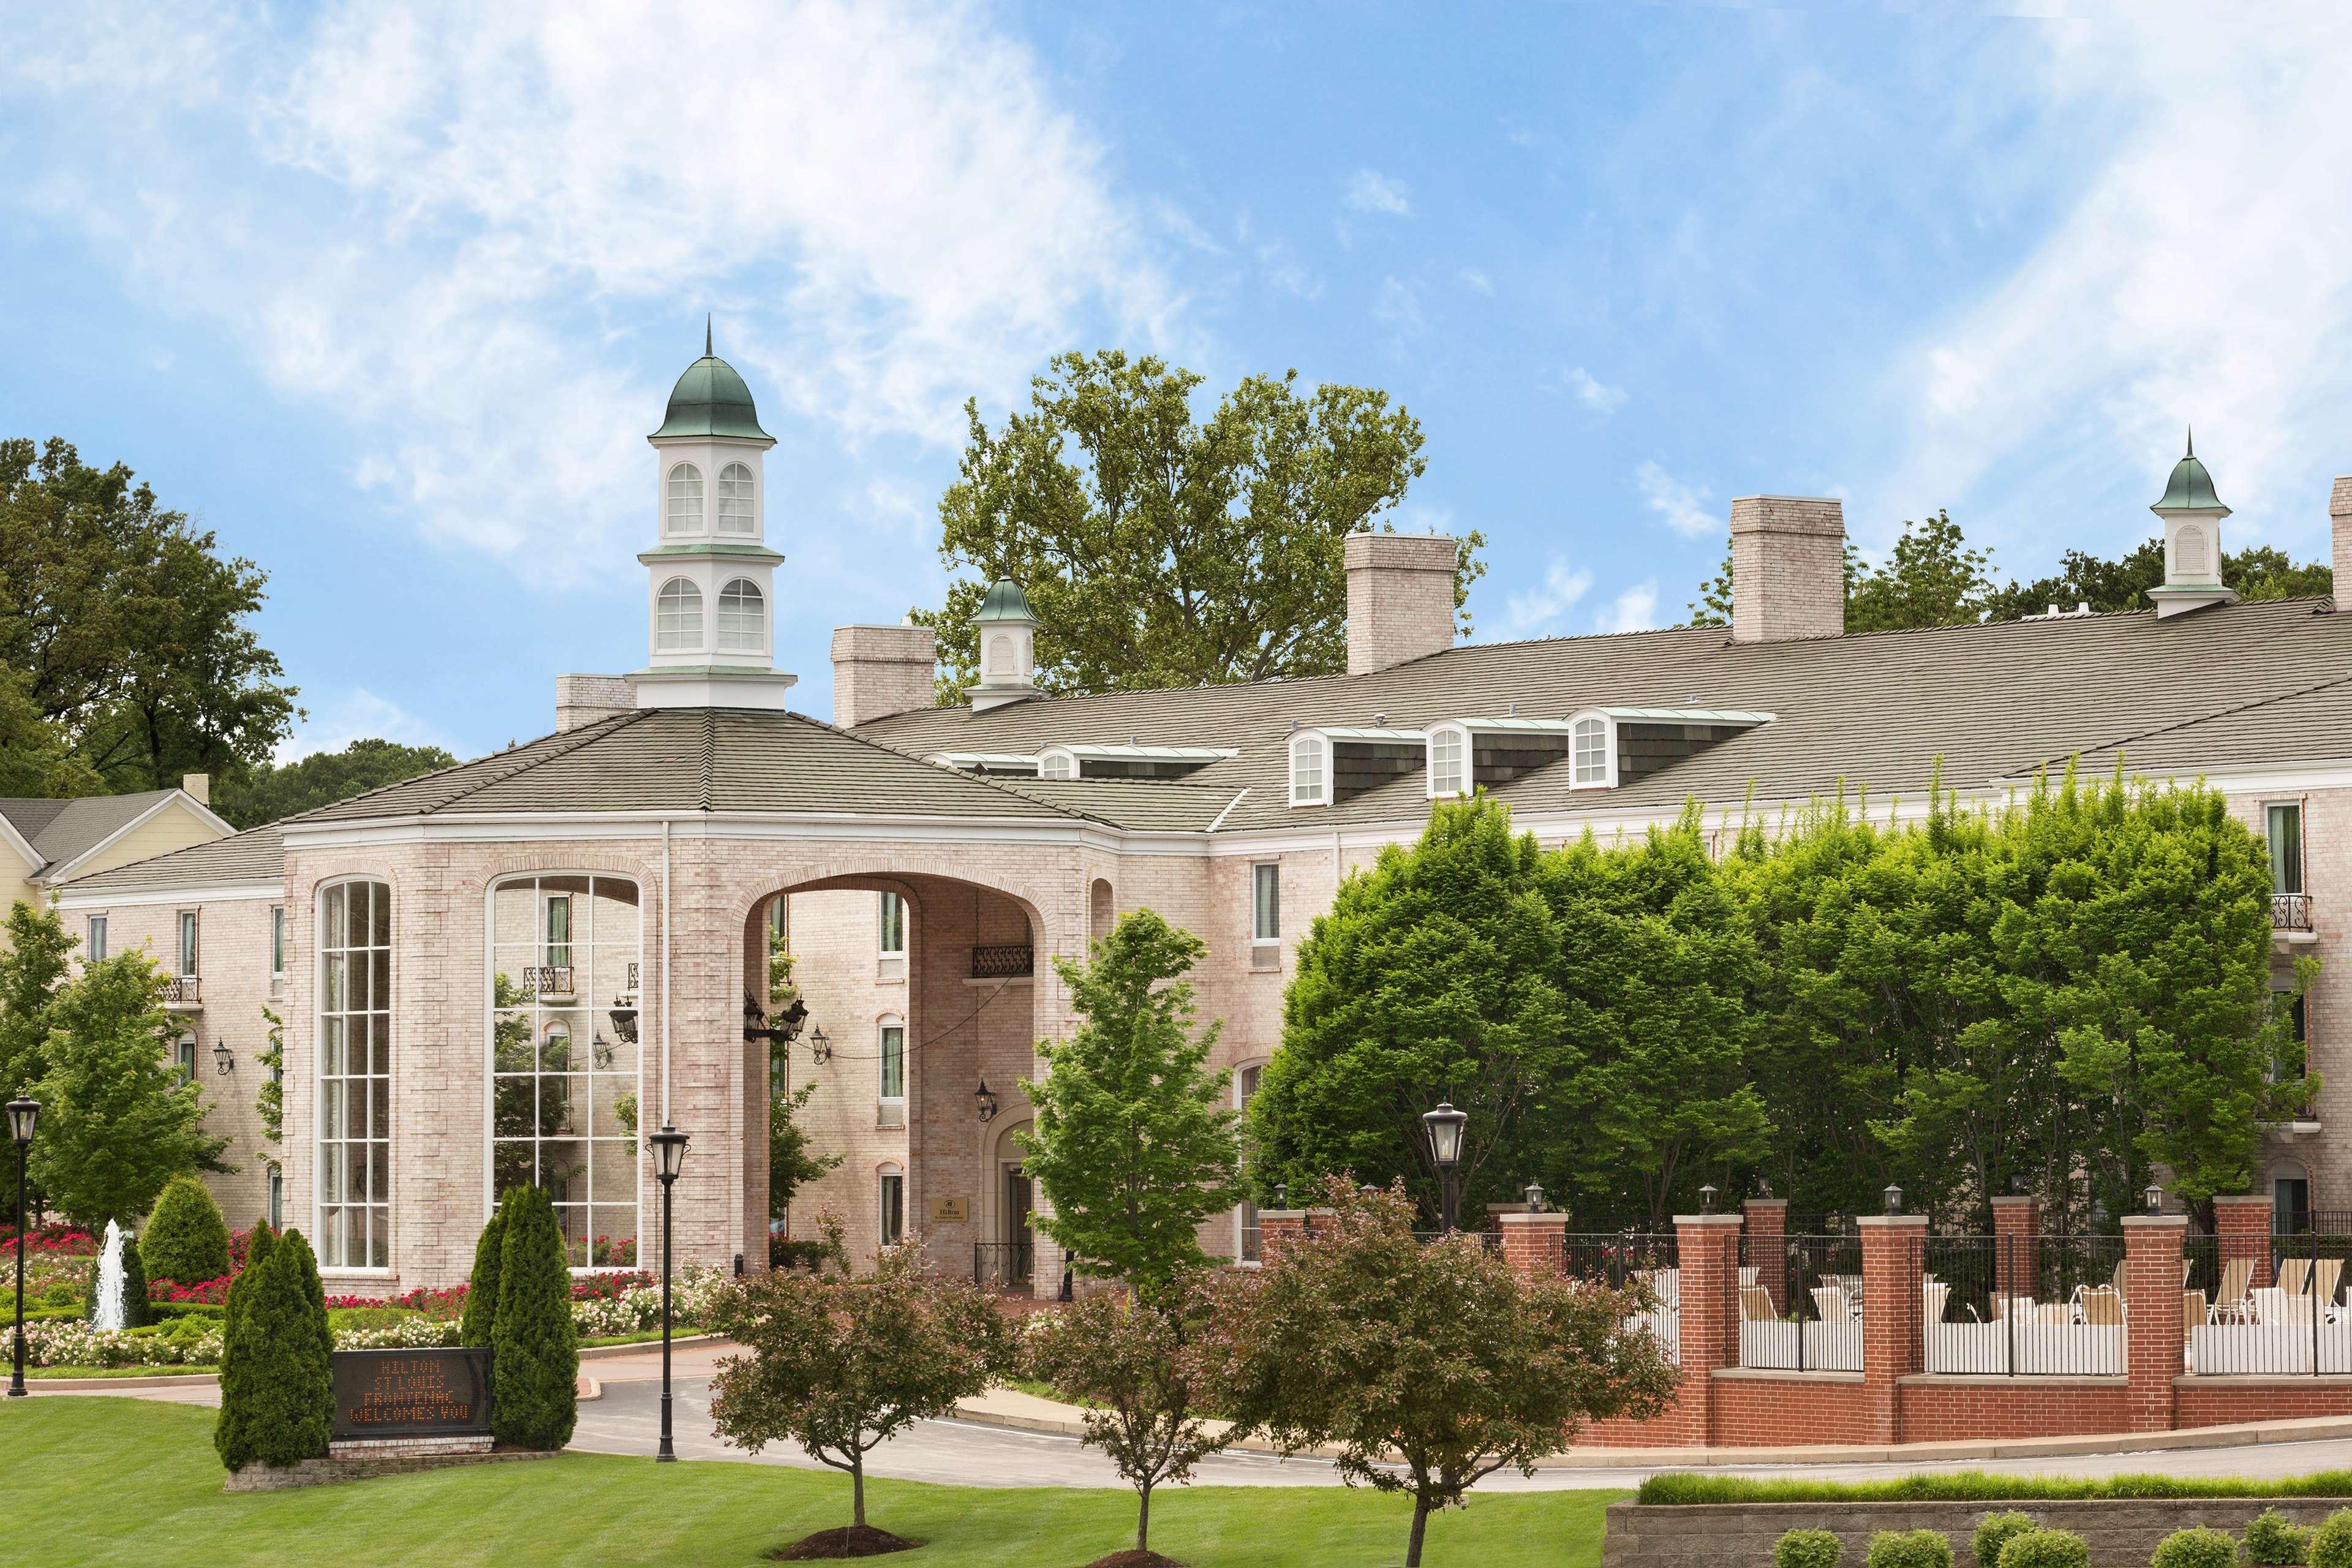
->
xmin=92 ymin=1218 xmax=127 ymax=1330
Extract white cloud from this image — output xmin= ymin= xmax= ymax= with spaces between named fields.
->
xmin=6 ymin=0 xmax=1177 ymax=585
xmin=1458 ymin=268 xmax=1494 ymax=295
xmin=1373 ymin=276 xmax=1423 ymax=337
xmin=1566 ymin=367 xmax=1627 ymax=415
xmin=1505 ymin=557 xmax=1594 ymax=633
xmin=1636 ymin=461 xmax=1716 ymax=537
xmin=1344 ymin=168 xmax=1412 ymax=217
xmin=1597 ymin=581 xmax=1660 ymax=635
xmin=278 ymin=687 xmax=461 ymax=763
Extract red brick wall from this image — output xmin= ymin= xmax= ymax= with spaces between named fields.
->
xmin=2174 ymin=1379 xmax=2352 ymax=1425
xmin=1713 ymin=1374 xmax=1870 ymax=1446
xmin=1895 ymin=1377 xmax=2130 ymax=1441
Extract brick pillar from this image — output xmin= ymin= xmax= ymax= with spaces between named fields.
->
xmin=2122 ymin=1214 xmax=2187 ymax=1433
xmin=1858 ymin=1215 xmax=1928 ymax=1444
xmin=1989 ymin=1196 xmax=2042 ymax=1305
xmin=1256 ymin=1209 xmax=1333 ymax=1257
xmin=1499 ymin=1210 xmax=1567 ymax=1281
xmin=1743 ymin=1198 xmax=1788 ymax=1313
xmin=2215 ymin=1194 xmax=2273 ymax=1291
xmin=1673 ymin=1213 xmax=1743 ymax=1446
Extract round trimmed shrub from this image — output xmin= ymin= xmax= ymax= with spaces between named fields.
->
xmin=2150 ymin=1528 xmax=2237 ymax=1568
xmin=1868 ymin=1529 xmax=1953 ymax=1568
xmin=2308 ymin=1509 xmax=2352 ymax=1568
xmin=1974 ymin=1513 xmax=2039 ymax=1568
xmin=458 ymin=1207 xmax=505 ymax=1348
xmin=2246 ymin=1509 xmax=2314 ymax=1566
xmin=213 ymin=1228 xmax=333 ymax=1472
xmin=141 ymin=1175 xmax=232 ymax=1286
xmin=1776 ymin=1528 xmax=1843 ymax=1568
xmin=1997 ymin=1529 xmax=2090 ymax=1568
xmin=491 ymin=1185 xmax=578 ymax=1451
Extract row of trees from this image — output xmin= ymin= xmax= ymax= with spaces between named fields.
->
xmin=1246 ymin=785 xmax=2304 ymax=1234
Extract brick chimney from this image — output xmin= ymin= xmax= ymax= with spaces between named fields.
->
xmin=1730 ymin=496 xmax=1845 ymax=642
xmin=554 ymin=674 xmax=635 ymax=732
xmin=2332 ymin=477 xmax=2352 ymax=597
xmin=832 ymin=624 xmax=938 ymax=728
xmin=1344 ymin=532 xmax=1458 ymax=674
xmin=179 ymin=773 xmax=209 ymax=805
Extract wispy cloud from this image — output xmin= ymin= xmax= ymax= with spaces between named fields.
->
xmin=1636 ymin=461 xmax=1716 ymax=537
xmin=1372 ymin=276 xmax=1423 ymax=337
xmin=279 ymin=687 xmax=462 ymax=763
xmin=1597 ymin=581 xmax=1660 ymax=635
xmin=1505 ymin=557 xmax=1594 ymax=633
xmin=1345 ymin=168 xmax=1411 ymax=217
xmin=1565 ymin=366 xmax=1627 ymax=415
xmin=1458 ymin=268 xmax=1493 ymax=295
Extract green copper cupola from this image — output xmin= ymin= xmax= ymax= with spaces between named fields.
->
xmin=650 ymin=317 xmax=776 ymax=442
xmin=2146 ymin=428 xmax=2238 ymax=620
xmin=970 ymin=577 xmax=1041 ymax=710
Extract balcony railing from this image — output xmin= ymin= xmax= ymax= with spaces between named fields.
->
xmin=2275 ymin=892 xmax=2315 ymax=932
xmin=973 ymin=1240 xmax=1033 ymax=1288
xmin=161 ymin=975 xmax=201 ymax=1006
xmin=971 ymin=944 xmax=1035 ymax=979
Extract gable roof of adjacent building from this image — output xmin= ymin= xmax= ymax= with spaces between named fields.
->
xmin=0 ymin=788 xmax=232 ymax=882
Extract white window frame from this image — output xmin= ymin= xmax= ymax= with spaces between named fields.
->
xmin=1288 ymin=731 xmax=1330 ymax=807
xmin=175 ymin=1033 xmax=197 ymax=1083
xmin=2267 ymin=799 xmax=2306 ymax=896
xmin=878 ymin=892 xmax=906 ymax=956
xmin=655 ymin=577 xmax=704 ymax=652
xmin=177 ymin=909 xmax=199 ymax=978
xmin=1427 ymin=722 xmax=1469 ymax=798
xmin=716 ymin=578 xmax=767 ymax=654
xmin=1038 ymin=747 xmax=1077 ymax=781
xmin=1569 ymin=710 xmax=1615 ymax=790
xmin=879 ymin=1016 xmax=907 ymax=1102
xmin=270 ymin=905 xmax=285 ymax=982
xmin=1251 ymin=863 xmax=1281 ymax=944
xmin=715 ymin=461 xmax=756 ymax=537
xmin=665 ymin=461 xmax=704 ymax=535
xmin=86 ymin=914 xmax=107 ymax=964
xmin=1234 ymin=1058 xmax=1270 ymax=1264
xmin=880 ymin=1165 xmax=906 ymax=1248
xmin=316 ymin=876 xmax=393 ymax=1272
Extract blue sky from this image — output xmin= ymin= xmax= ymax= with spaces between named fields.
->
xmin=7 ymin=2 xmax=2351 ymax=761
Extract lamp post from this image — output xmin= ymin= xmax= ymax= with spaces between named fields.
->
xmin=7 ymin=1098 xmax=38 ymax=1399
xmin=647 ymin=1125 xmax=689 ymax=1461
xmin=1422 ymin=1101 xmax=1468 ymax=1234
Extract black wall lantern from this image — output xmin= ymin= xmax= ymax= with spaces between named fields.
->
xmin=974 ymin=1077 xmax=998 ymax=1122
xmin=213 ymin=1039 xmax=235 ymax=1075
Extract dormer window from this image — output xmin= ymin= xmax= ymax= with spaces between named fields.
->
xmin=655 ymin=578 xmax=704 ymax=651
xmin=1289 ymin=733 xmax=1329 ymax=807
xmin=1040 ymin=750 xmax=1076 ymax=780
xmin=1427 ymin=723 xmax=1467 ymax=797
xmin=717 ymin=462 xmax=756 ymax=535
xmin=665 ymin=462 xmax=704 ymax=534
xmin=717 ymin=578 xmax=766 ymax=652
xmin=1571 ymin=714 xmax=1609 ymax=787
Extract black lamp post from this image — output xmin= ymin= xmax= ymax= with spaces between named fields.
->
xmin=647 ymin=1125 xmax=689 ymax=1462
xmin=7 ymin=1097 xmax=38 ymax=1399
xmin=1422 ymin=1101 xmax=1468 ymax=1234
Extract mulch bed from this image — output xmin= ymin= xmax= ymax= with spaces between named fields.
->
xmin=1081 ymin=1553 xmax=1185 ymax=1567
xmin=772 ymin=1525 xmax=921 ymax=1559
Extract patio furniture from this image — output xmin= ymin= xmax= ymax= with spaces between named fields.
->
xmin=1922 ymin=1281 xmax=1950 ymax=1324
xmin=2316 ymin=1257 xmax=2343 ymax=1309
xmin=2252 ymin=1285 xmax=2290 ymax=1324
xmin=2033 ymin=1302 xmax=2071 ymax=1324
xmin=1740 ymin=1285 xmax=1776 ymax=1322
xmin=2182 ymin=1289 xmax=2206 ymax=1340
xmin=2080 ymin=1287 xmax=2124 ymax=1326
xmin=1812 ymin=1284 xmax=1854 ymax=1324
xmin=2283 ymin=1257 xmax=2312 ymax=1295
xmin=2209 ymin=1257 xmax=2255 ymax=1323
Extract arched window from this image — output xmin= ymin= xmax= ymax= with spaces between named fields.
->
xmin=717 ymin=578 xmax=765 ymax=652
xmin=2176 ymin=524 xmax=2210 ymax=577
xmin=986 ymin=633 xmax=1016 ymax=676
xmin=1039 ymin=750 xmax=1076 ymax=781
xmin=1571 ymin=715 xmax=1609 ymax=787
xmin=665 ymin=462 xmax=703 ymax=534
xmin=317 ymin=878 xmax=392 ymax=1270
xmin=1427 ymin=724 xmax=1466 ymax=797
xmin=717 ymin=462 xmax=756 ymax=535
xmin=1289 ymin=733 xmax=1328 ymax=807
xmin=655 ymin=578 xmax=703 ymax=651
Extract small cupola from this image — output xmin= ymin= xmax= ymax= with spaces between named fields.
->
xmin=970 ymin=578 xmax=1041 ymax=711
xmin=2146 ymin=430 xmax=2237 ymax=620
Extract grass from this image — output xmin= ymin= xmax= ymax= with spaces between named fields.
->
xmin=1637 ymin=1471 xmax=2352 ymax=1506
xmin=0 ymin=1396 xmax=1620 ymax=1568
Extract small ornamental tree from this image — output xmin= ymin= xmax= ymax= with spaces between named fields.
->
xmin=491 ymin=1185 xmax=578 ymax=1450
xmin=1019 ymin=909 xmax=1240 ymax=1297
xmin=1023 ymin=1273 xmax=1235 ymax=1558
xmin=214 ymin=1228 xmax=332 ymax=1472
xmin=458 ymin=1207 xmax=506 ymax=1348
xmin=1204 ymin=1177 xmax=1679 ymax=1568
xmin=708 ymin=1235 xmax=1017 ymax=1549
xmin=141 ymin=1173 xmax=232 ymax=1286
xmin=213 ymin=1221 xmax=277 ymax=1464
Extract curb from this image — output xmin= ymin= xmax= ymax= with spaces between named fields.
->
xmin=578 ymin=1333 xmax=723 ymax=1362
xmin=29 ymin=1371 xmax=220 ymax=1392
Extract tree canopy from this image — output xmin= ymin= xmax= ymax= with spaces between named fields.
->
xmin=213 ymin=737 xmax=458 ymax=829
xmin=914 ymin=350 xmax=1483 ymax=700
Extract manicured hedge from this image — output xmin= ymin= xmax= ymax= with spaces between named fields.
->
xmin=1971 ymin=1512 xmax=2037 ymax=1568
xmin=141 ymin=1177 xmax=232 ymax=1286
xmin=1866 ymin=1529 xmax=1951 ymax=1568
xmin=2311 ymin=1509 xmax=2352 ymax=1568
xmin=1774 ymin=1528 xmax=1841 ymax=1568
xmin=1636 ymin=1472 xmax=2352 ymax=1505
xmin=2149 ymin=1528 xmax=2237 ymax=1568
xmin=490 ymin=1186 xmax=577 ymax=1451
xmin=1993 ymin=1529 xmax=2086 ymax=1568
xmin=2245 ymin=1508 xmax=2313 ymax=1566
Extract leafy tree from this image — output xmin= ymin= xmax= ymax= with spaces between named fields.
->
xmin=28 ymin=950 xmax=230 ymax=1227
xmin=491 ymin=1183 xmax=579 ymax=1450
xmin=914 ymin=350 xmax=1482 ymax=699
xmin=0 ymin=666 xmax=98 ymax=796
xmin=214 ymin=1227 xmax=333 ymax=1472
xmin=0 ymin=900 xmax=76 ymax=1109
xmin=763 ymin=925 xmax=838 ymax=1220
xmin=1023 ymin=1273 xmax=1234 ymax=1558
xmin=0 ymin=437 xmax=299 ymax=791
xmin=255 ymin=1005 xmax=284 ymax=1175
xmin=213 ymin=737 xmax=458 ymax=829
xmin=1985 ymin=538 xmax=2331 ymax=622
xmin=708 ymin=1235 xmax=1017 ymax=1541
xmin=1845 ymin=511 xmax=1995 ymax=633
xmin=140 ymin=1172 xmax=232 ymax=1284
xmin=1204 ymin=1178 xmax=1677 ymax=1568
xmin=1019 ymin=910 xmax=1240 ymax=1295
xmin=459 ymin=1207 xmax=505 ymax=1348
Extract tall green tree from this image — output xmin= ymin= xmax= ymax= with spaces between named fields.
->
xmin=0 ymin=437 xmax=299 ymax=791
xmin=213 ymin=1227 xmax=333 ymax=1472
xmin=28 ymin=949 xmax=230 ymax=1227
xmin=213 ymin=737 xmax=458 ymax=829
xmin=491 ymin=1184 xmax=579 ymax=1451
xmin=0 ymin=666 xmax=98 ymax=796
xmin=1984 ymin=538 xmax=2332 ymax=620
xmin=1019 ymin=910 xmax=1240 ymax=1295
xmin=1845 ymin=510 xmax=1996 ymax=632
xmin=0 ymin=900 xmax=77 ymax=1109
xmin=459 ymin=1208 xmax=506 ymax=1348
xmin=915 ymin=350 xmax=1482 ymax=699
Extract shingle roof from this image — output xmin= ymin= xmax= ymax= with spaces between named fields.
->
xmin=0 ymin=790 xmax=184 ymax=873
xmin=59 ymin=826 xmax=285 ymax=895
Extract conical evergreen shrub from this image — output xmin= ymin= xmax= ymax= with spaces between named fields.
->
xmin=216 ymin=1222 xmax=277 ymax=1413
xmin=213 ymin=1229 xmax=333 ymax=1472
xmin=458 ymin=1207 xmax=506 ymax=1348
xmin=491 ymin=1185 xmax=578 ymax=1450
xmin=141 ymin=1174 xmax=232 ymax=1286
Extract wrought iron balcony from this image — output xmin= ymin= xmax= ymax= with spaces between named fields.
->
xmin=2274 ymin=892 xmax=2315 ymax=932
xmin=161 ymin=975 xmax=201 ymax=1008
xmin=970 ymin=944 xmax=1035 ymax=979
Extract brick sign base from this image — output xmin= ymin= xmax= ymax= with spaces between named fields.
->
xmin=224 ymin=1446 xmax=552 ymax=1494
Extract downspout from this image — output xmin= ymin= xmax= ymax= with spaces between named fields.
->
xmin=662 ymin=816 xmax=673 ymax=1125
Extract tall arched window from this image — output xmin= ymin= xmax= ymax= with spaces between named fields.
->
xmin=665 ymin=462 xmax=704 ymax=534
xmin=655 ymin=578 xmax=703 ymax=651
xmin=717 ymin=578 xmax=765 ymax=652
xmin=1427 ymin=724 xmax=1466 ymax=797
xmin=1571 ymin=715 xmax=1609 ymax=787
xmin=1289 ymin=733 xmax=1329 ymax=807
xmin=717 ymin=462 xmax=756 ymax=535
xmin=317 ymin=878 xmax=391 ymax=1269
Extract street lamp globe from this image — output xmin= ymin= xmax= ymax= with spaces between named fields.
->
xmin=4 ymin=1100 xmax=35 ymax=1148
xmin=1422 ymin=1101 xmax=1468 ymax=1170
xmin=649 ymin=1125 xmax=689 ymax=1185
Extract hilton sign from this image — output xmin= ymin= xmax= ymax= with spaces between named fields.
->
xmin=331 ymin=1348 xmax=494 ymax=1442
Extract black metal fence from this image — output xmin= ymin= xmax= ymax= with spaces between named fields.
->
xmin=2184 ymin=1230 xmax=2352 ymax=1375
xmin=1559 ymin=1231 xmax=1681 ymax=1364
xmin=1736 ymin=1232 xmax=1864 ymax=1370
xmin=973 ymin=1240 xmax=1033 ymax=1288
xmin=1919 ymin=1234 xmax=2125 ymax=1374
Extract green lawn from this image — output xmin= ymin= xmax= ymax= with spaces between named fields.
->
xmin=0 ymin=1397 xmax=1620 ymax=1568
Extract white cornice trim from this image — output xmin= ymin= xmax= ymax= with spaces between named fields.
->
xmin=52 ymin=883 xmax=282 ymax=910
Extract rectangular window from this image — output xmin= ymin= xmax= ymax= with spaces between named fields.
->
xmin=269 ymin=1172 xmax=283 ymax=1229
xmin=880 ymin=1173 xmax=905 ymax=1247
xmin=176 ymin=1036 xmax=196 ymax=1083
xmin=546 ymin=894 xmax=573 ymax=969
xmin=2277 ymin=1176 xmax=2313 ymax=1236
xmin=178 ymin=910 xmax=199 ymax=976
xmin=879 ymin=892 xmax=905 ymax=955
xmin=2270 ymin=803 xmax=2305 ymax=894
xmin=86 ymin=915 xmax=107 ymax=963
xmin=1253 ymin=864 xmax=1281 ymax=943
xmin=880 ymin=1024 xmax=906 ymax=1100
xmin=2274 ymin=990 xmax=2309 ymax=1082
xmin=271 ymin=906 xmax=286 ymax=979
xmin=318 ymin=880 xmax=393 ymax=1270
xmin=1238 ymin=1063 xmax=1265 ymax=1263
